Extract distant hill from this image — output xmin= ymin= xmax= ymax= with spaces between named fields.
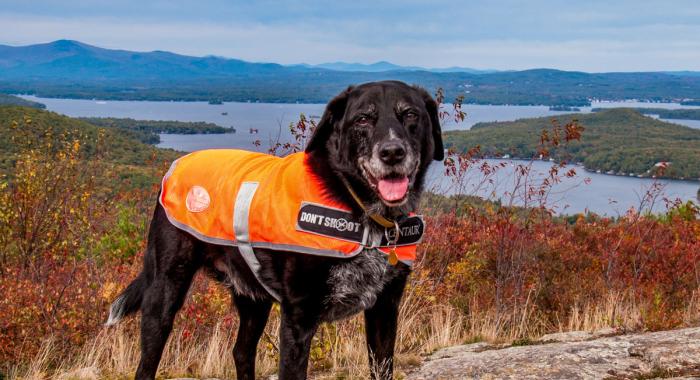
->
xmin=665 ymin=71 xmax=700 ymax=77
xmin=0 ymin=94 xmax=45 ymax=108
xmin=293 ymin=61 xmax=497 ymax=74
xmin=78 ymin=117 xmax=233 ymax=144
xmin=444 ymin=108 xmax=700 ymax=180
xmin=0 ymin=39 xmax=298 ymax=80
xmin=2 ymin=40 xmax=700 ymax=106
xmin=592 ymin=107 xmax=700 ymax=121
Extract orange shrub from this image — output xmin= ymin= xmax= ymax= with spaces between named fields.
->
xmin=417 ymin=206 xmax=700 ymax=332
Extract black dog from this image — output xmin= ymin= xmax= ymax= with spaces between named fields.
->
xmin=107 ymin=80 xmax=444 ymax=380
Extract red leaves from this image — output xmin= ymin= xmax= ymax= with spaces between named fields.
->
xmin=255 ymin=113 xmax=317 ymax=157
xmin=564 ymin=120 xmax=584 ymax=142
xmin=537 ymin=118 xmax=584 ymax=158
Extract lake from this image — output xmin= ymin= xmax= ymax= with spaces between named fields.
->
xmin=20 ymin=95 xmax=700 ymax=215
xmin=425 ymin=160 xmax=697 ymax=216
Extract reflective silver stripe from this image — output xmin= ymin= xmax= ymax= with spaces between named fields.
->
xmin=234 ymin=182 xmax=282 ymax=301
xmin=361 ymin=225 xmax=370 ymax=246
xmin=251 ymin=241 xmax=364 ymax=257
xmin=163 ymin=214 xmax=239 ymax=247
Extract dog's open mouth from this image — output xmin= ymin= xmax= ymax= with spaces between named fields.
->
xmin=361 ymin=163 xmax=411 ymax=205
xmin=377 ymin=176 xmax=409 ymax=202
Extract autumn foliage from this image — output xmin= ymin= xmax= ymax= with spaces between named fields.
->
xmin=0 ymin=104 xmax=699 ymax=378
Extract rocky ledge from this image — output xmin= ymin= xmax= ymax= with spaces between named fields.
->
xmin=407 ymin=327 xmax=700 ymax=379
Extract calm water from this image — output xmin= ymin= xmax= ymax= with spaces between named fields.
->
xmin=20 ymin=96 xmax=700 ymax=215
xmin=426 ymin=160 xmax=698 ymax=216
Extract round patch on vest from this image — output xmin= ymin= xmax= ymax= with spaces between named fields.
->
xmin=186 ymin=186 xmax=211 ymax=213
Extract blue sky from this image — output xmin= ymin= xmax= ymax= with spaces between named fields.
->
xmin=1 ymin=0 xmax=699 ymax=72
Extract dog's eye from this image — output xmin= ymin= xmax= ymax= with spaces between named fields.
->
xmin=356 ymin=116 xmax=371 ymax=126
xmin=404 ymin=112 xmax=418 ymax=122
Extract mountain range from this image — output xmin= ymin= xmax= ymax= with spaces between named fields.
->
xmin=0 ymin=40 xmax=296 ymax=80
xmin=291 ymin=61 xmax=498 ymax=74
xmin=1 ymin=40 xmax=700 ymax=105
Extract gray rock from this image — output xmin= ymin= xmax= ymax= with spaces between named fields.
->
xmin=537 ymin=330 xmax=595 ymax=343
xmin=591 ymin=327 xmax=619 ymax=338
xmin=56 ymin=366 xmax=100 ymax=380
xmin=537 ymin=327 xmax=621 ymax=343
xmin=429 ymin=342 xmax=499 ymax=360
xmin=408 ymin=327 xmax=700 ymax=380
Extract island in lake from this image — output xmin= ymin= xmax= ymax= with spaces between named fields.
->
xmin=444 ymin=108 xmax=700 ymax=181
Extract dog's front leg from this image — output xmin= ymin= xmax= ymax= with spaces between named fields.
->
xmin=364 ymin=269 xmax=409 ymax=380
xmin=277 ymin=303 xmax=321 ymax=380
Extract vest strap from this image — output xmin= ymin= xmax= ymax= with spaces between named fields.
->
xmin=233 ymin=181 xmax=281 ymax=301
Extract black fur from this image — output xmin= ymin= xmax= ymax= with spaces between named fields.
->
xmin=108 ymin=80 xmax=443 ymax=380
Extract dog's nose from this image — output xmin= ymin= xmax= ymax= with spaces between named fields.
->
xmin=379 ymin=141 xmax=406 ymax=165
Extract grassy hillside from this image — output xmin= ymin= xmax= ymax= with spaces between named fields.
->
xmin=0 ymin=94 xmax=45 ymax=109
xmin=0 ymin=106 xmax=179 ymax=182
xmin=444 ymin=108 xmax=700 ymax=180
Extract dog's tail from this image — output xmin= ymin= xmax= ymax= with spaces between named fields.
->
xmin=105 ymin=271 xmax=147 ymax=326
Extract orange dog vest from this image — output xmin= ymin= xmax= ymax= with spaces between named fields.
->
xmin=159 ymin=150 xmax=424 ymax=268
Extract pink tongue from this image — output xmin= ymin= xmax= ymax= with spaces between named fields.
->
xmin=377 ymin=177 xmax=409 ymax=201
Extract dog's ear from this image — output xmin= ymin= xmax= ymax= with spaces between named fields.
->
xmin=305 ymin=86 xmax=353 ymax=153
xmin=418 ymin=88 xmax=444 ymax=161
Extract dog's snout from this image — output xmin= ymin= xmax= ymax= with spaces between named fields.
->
xmin=379 ymin=141 xmax=406 ymax=165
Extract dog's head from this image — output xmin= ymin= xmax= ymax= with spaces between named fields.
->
xmin=306 ymin=81 xmax=443 ymax=212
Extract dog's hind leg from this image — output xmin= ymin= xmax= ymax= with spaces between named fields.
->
xmin=134 ymin=205 xmax=202 ymax=380
xmin=232 ymin=293 xmax=272 ymax=380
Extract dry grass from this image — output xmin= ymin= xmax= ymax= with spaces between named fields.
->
xmin=9 ymin=296 xmax=466 ymax=380
xmin=10 ymin=289 xmax=700 ymax=380
xmin=563 ymin=292 xmax=644 ymax=333
xmin=683 ymin=289 xmax=700 ymax=327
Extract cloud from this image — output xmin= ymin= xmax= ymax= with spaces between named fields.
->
xmin=1 ymin=1 xmax=700 ymax=72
